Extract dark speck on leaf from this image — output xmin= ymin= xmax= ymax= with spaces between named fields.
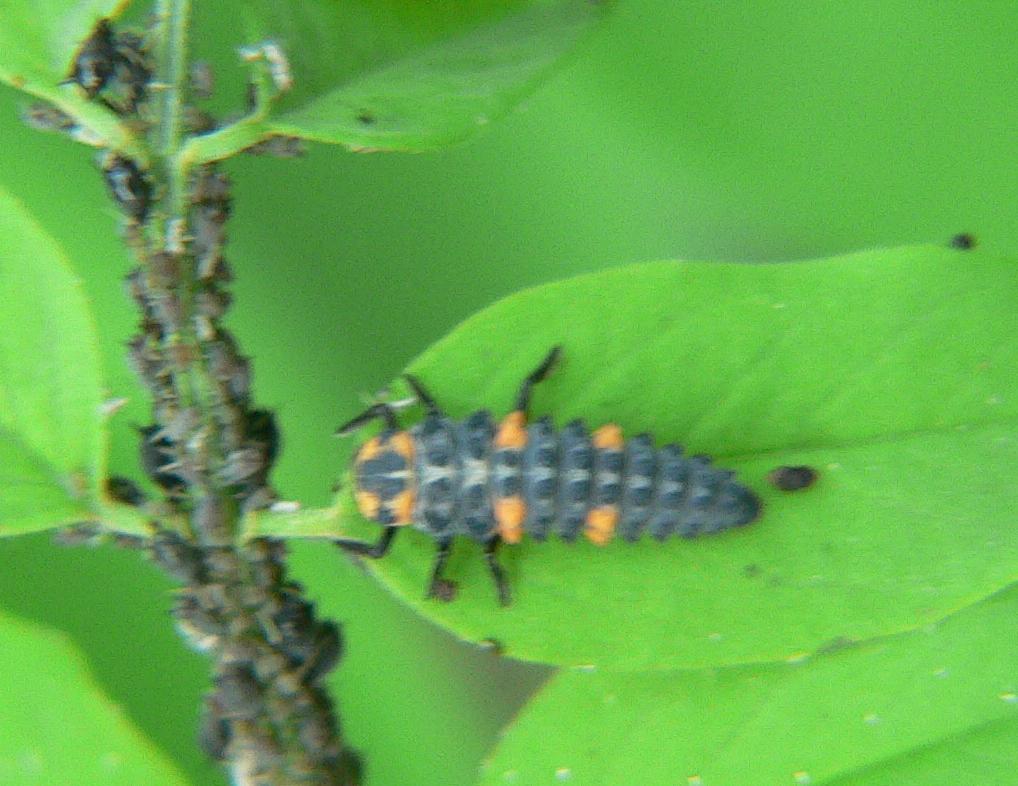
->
xmin=743 ymin=563 xmax=761 ymax=579
xmin=357 ymin=112 xmax=375 ymax=125
xmin=767 ymin=465 xmax=818 ymax=492
xmin=949 ymin=233 xmax=977 ymax=250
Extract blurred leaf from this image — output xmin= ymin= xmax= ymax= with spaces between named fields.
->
xmin=0 ymin=185 xmax=109 ymax=534
xmin=480 ymin=586 xmax=1018 ymax=786
xmin=0 ymin=1 xmax=137 ymax=153
xmin=0 ymin=610 xmax=191 ymax=785
xmin=289 ymin=246 xmax=1018 ymax=669
xmin=187 ymin=0 xmax=610 ymax=159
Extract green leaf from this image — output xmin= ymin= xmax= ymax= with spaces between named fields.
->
xmin=186 ymin=0 xmax=610 ymax=159
xmin=480 ymin=587 xmax=1018 ymax=786
xmin=0 ymin=185 xmax=106 ymax=534
xmin=322 ymin=246 xmax=1018 ymax=669
xmin=0 ymin=610 xmax=192 ymax=785
xmin=0 ymin=1 xmax=138 ymax=154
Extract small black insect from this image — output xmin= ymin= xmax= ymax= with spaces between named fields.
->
xmin=138 ymin=424 xmax=187 ymax=494
xmin=150 ymin=528 xmax=205 ymax=584
xmin=66 ymin=18 xmax=151 ymax=113
xmin=101 ymin=153 xmax=152 ymax=222
xmin=66 ymin=19 xmax=118 ymax=99
xmin=767 ymin=465 xmax=818 ymax=492
xmin=244 ymin=135 xmax=305 ymax=158
xmin=335 ymin=347 xmax=762 ymax=606
xmin=105 ymin=475 xmax=146 ymax=506
xmin=198 ymin=696 xmax=231 ymax=761
xmin=949 ymin=232 xmax=977 ymax=250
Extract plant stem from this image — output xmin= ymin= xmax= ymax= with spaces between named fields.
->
xmin=155 ymin=0 xmax=191 ymax=216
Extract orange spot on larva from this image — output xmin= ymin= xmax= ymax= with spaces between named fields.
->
xmin=495 ymin=496 xmax=527 ymax=543
xmin=391 ymin=489 xmax=415 ymax=525
xmin=495 ymin=411 xmax=528 ymax=450
xmin=355 ymin=490 xmax=380 ymax=519
xmin=356 ymin=437 xmax=381 ymax=463
xmin=390 ymin=431 xmax=415 ymax=460
xmin=585 ymin=506 xmax=618 ymax=545
xmin=592 ymin=423 xmax=624 ymax=449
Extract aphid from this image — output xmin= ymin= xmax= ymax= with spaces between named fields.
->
xmin=66 ymin=19 xmax=151 ymax=114
xmin=767 ymin=465 xmax=818 ymax=492
xmin=139 ymin=424 xmax=187 ymax=494
xmin=300 ymin=621 xmax=343 ymax=685
xmin=198 ymin=696 xmax=231 ymax=761
xmin=335 ymin=347 xmax=762 ymax=606
xmin=66 ymin=19 xmax=118 ymax=98
xmin=165 ymin=217 xmax=188 ymax=255
xmin=109 ymin=30 xmax=151 ymax=112
xmin=150 ymin=528 xmax=205 ymax=583
xmin=219 ymin=446 xmax=266 ymax=486
xmin=190 ymin=60 xmax=215 ymax=100
xmin=21 ymin=103 xmax=105 ymax=146
xmin=101 ymin=152 xmax=152 ymax=222
xmin=246 ymin=409 xmax=281 ymax=467
xmin=202 ymin=545 xmax=240 ymax=582
xmin=173 ymin=594 xmax=225 ymax=652
xmin=192 ymin=167 xmax=231 ymax=205
xmin=215 ymin=664 xmax=264 ymax=720
xmin=52 ymin=522 xmax=102 ymax=547
xmin=105 ymin=475 xmax=146 ymax=506
xmin=244 ymin=135 xmax=305 ymax=158
xmin=262 ymin=42 xmax=293 ymax=92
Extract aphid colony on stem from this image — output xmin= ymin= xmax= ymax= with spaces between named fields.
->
xmin=336 ymin=347 xmax=763 ymax=606
xmin=48 ymin=15 xmax=361 ymax=783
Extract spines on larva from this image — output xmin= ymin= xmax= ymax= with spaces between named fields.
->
xmin=457 ymin=411 xmax=495 ymax=539
xmin=648 ymin=444 xmax=686 ymax=540
xmin=413 ymin=415 xmax=459 ymax=535
xmin=619 ymin=434 xmax=656 ymax=541
xmin=676 ymin=454 xmax=715 ymax=538
xmin=555 ymin=420 xmax=594 ymax=541
xmin=522 ymin=416 xmax=559 ymax=541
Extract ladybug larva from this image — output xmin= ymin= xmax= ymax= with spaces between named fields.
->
xmin=335 ymin=347 xmax=762 ymax=606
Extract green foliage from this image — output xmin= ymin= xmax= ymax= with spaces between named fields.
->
xmin=0 ymin=609 xmax=191 ymax=784
xmin=0 ymin=185 xmax=150 ymax=537
xmin=481 ymin=587 xmax=1018 ymax=785
xmin=264 ymin=247 xmax=1018 ymax=670
xmin=0 ymin=185 xmax=105 ymax=534
xmin=1 ymin=1 xmax=1016 ymax=785
xmin=187 ymin=0 xmax=610 ymax=158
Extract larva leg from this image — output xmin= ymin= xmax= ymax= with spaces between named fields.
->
xmin=335 ymin=402 xmax=399 ymax=435
xmin=425 ymin=537 xmax=455 ymax=601
xmin=403 ymin=373 xmax=442 ymax=416
xmin=334 ymin=526 xmax=398 ymax=558
xmin=514 ymin=346 xmax=562 ymax=414
xmin=484 ymin=536 xmax=512 ymax=607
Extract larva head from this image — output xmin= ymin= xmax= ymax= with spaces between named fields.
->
xmin=352 ymin=431 xmax=416 ymax=526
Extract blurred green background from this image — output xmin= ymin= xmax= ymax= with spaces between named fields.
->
xmin=2 ymin=1 xmax=1017 ymax=783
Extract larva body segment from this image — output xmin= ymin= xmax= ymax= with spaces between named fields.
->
xmin=338 ymin=346 xmax=762 ymax=606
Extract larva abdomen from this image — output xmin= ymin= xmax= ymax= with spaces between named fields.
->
xmin=404 ymin=412 xmax=760 ymax=545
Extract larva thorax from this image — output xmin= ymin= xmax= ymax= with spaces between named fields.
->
xmin=352 ymin=410 xmax=761 ymax=547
